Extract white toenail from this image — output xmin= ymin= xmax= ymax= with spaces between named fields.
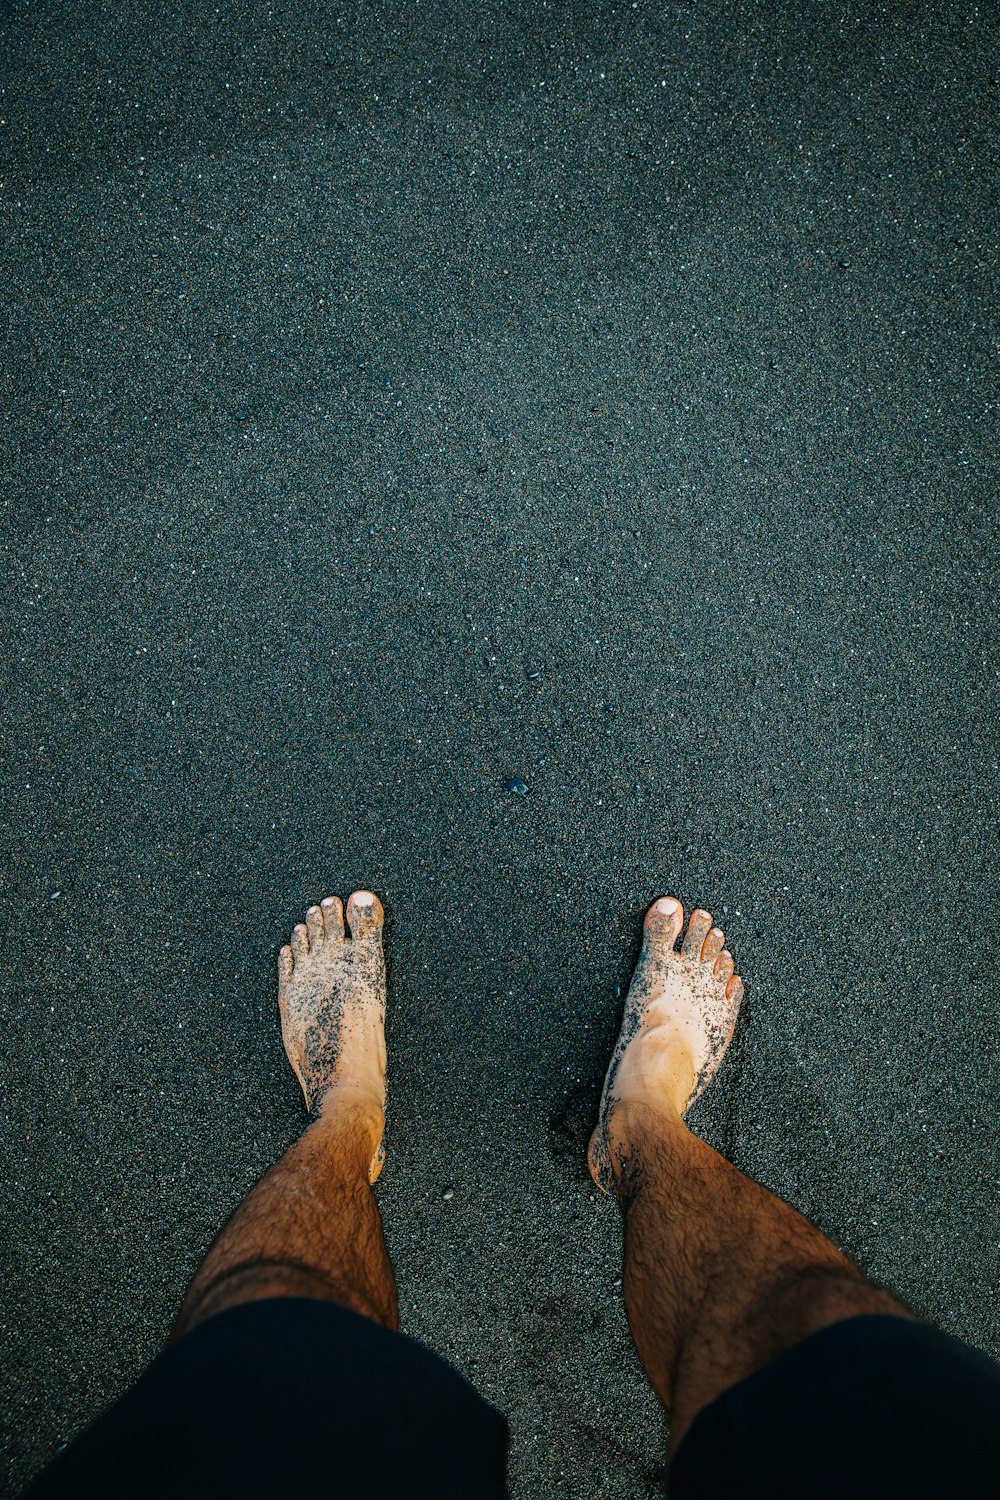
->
xmin=654 ymin=897 xmax=679 ymax=916
xmin=354 ymin=890 xmax=374 ymax=906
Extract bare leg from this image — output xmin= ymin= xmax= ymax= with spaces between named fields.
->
xmin=175 ymin=891 xmax=397 ymax=1337
xmin=590 ymin=897 xmax=911 ymax=1454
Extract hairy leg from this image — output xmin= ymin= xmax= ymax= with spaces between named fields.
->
xmin=174 ymin=1102 xmax=396 ymax=1336
xmin=592 ymin=897 xmax=910 ymax=1452
xmin=174 ymin=891 xmax=396 ymax=1338
xmin=617 ymin=1102 xmax=908 ymax=1451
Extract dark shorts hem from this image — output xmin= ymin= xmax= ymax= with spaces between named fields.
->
xmin=24 ymin=1296 xmax=509 ymax=1500
xmin=668 ymin=1312 xmax=1000 ymax=1498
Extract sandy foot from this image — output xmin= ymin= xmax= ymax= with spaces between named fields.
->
xmin=589 ymin=896 xmax=744 ymax=1195
xmin=277 ymin=890 xmax=387 ymax=1183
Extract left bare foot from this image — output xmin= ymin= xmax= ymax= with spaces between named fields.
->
xmin=278 ymin=891 xmax=387 ymax=1182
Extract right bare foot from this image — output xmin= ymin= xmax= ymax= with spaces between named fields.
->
xmin=588 ymin=897 xmax=744 ymax=1196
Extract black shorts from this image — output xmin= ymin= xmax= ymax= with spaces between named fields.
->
xmin=23 ymin=1303 xmax=1000 ymax=1498
xmin=24 ymin=1297 xmax=510 ymax=1500
xmin=669 ymin=1313 xmax=1000 ymax=1497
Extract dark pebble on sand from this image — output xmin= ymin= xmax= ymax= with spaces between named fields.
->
xmin=504 ymin=776 xmax=528 ymax=795
xmin=527 ymin=668 xmax=541 ymax=680
xmin=442 ymin=1187 xmax=455 ymax=1201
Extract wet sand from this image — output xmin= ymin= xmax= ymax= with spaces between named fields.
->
xmin=2 ymin=1 xmax=998 ymax=1494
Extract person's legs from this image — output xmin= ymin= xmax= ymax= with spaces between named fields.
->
xmin=589 ymin=896 xmax=910 ymax=1455
xmin=175 ymin=889 xmax=397 ymax=1335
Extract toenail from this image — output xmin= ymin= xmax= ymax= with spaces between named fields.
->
xmin=354 ymin=890 xmax=374 ymax=906
xmin=654 ymin=897 xmax=679 ymax=916
xmin=321 ymin=897 xmax=335 ymax=909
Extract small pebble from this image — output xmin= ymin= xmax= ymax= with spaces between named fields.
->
xmin=49 ymin=890 xmax=61 ymax=900
xmin=613 ymin=982 xmax=621 ymax=1000
xmin=527 ymin=668 xmax=541 ymax=680
xmin=442 ymin=1187 xmax=455 ymax=1201
xmin=504 ymin=776 xmax=528 ymax=795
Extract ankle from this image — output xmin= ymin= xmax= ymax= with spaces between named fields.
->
xmin=311 ymin=1087 xmax=384 ymax=1168
xmin=606 ymin=1096 xmax=690 ymax=1195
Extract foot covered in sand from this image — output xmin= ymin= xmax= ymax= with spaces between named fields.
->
xmin=589 ymin=896 xmax=744 ymax=1196
xmin=278 ymin=891 xmax=387 ymax=1183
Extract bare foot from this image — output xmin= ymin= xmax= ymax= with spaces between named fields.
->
xmin=278 ymin=890 xmax=388 ymax=1183
xmin=588 ymin=897 xmax=744 ymax=1196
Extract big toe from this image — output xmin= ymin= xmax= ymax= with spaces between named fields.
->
xmin=346 ymin=889 xmax=385 ymax=943
xmin=643 ymin=895 xmax=684 ymax=954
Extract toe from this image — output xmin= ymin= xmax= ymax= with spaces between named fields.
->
xmin=321 ymin=895 xmax=345 ymax=941
xmin=713 ymin=950 xmax=735 ymax=982
xmin=346 ymin=889 xmax=385 ymax=943
xmin=306 ymin=905 xmax=325 ymax=948
xmin=278 ymin=945 xmax=294 ymax=983
xmin=701 ymin=926 xmax=726 ymax=965
xmin=643 ymin=895 xmax=684 ymax=953
xmin=290 ymin=922 xmax=310 ymax=961
xmin=682 ymin=908 xmax=713 ymax=957
xmin=726 ymin=974 xmax=744 ymax=1005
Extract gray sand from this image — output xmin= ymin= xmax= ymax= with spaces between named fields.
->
xmin=2 ymin=1 xmax=998 ymax=1494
